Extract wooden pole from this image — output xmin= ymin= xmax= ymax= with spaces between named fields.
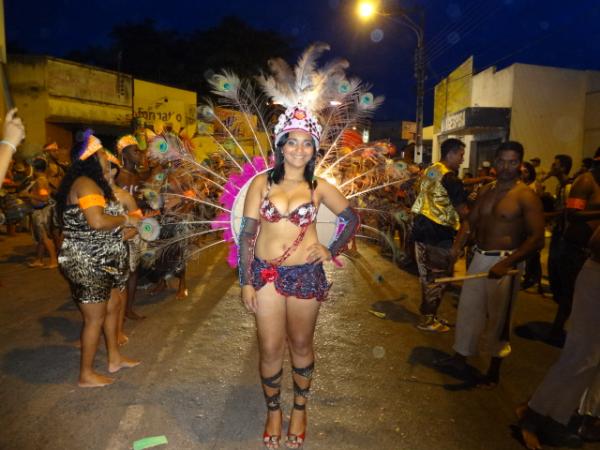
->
xmin=433 ymin=269 xmax=519 ymax=284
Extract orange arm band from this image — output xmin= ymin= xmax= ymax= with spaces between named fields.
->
xmin=128 ymin=208 xmax=143 ymax=219
xmin=183 ymin=189 xmax=196 ymax=199
xmin=39 ymin=188 xmax=49 ymax=196
xmin=78 ymin=194 xmax=106 ymax=210
xmin=566 ymin=198 xmax=587 ymax=210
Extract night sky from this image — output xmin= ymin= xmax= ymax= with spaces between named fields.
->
xmin=6 ymin=0 xmax=600 ymax=122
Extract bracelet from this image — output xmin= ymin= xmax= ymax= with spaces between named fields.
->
xmin=0 ymin=140 xmax=17 ymax=154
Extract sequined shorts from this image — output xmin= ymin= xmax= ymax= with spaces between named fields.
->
xmin=251 ymin=257 xmax=331 ymax=301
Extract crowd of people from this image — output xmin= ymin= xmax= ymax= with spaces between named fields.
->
xmin=1 ymin=62 xmax=600 ymax=448
xmin=404 ymin=139 xmax=600 ymax=450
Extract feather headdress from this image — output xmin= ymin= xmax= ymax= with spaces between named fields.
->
xmin=208 ymin=42 xmax=384 ymax=153
xmin=199 ymin=44 xmax=388 ymax=267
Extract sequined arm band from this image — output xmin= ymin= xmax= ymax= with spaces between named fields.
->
xmin=328 ymin=206 xmax=360 ymax=257
xmin=78 ymin=194 xmax=107 ymax=210
xmin=238 ymin=216 xmax=259 ymax=286
xmin=566 ymin=197 xmax=587 ymax=210
xmin=128 ymin=208 xmax=144 ymax=219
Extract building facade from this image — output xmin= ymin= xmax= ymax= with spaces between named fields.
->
xmin=7 ymin=55 xmax=197 ymax=157
xmin=433 ymin=57 xmax=600 ymax=175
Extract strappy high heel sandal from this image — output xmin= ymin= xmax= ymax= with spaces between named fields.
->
xmin=286 ymin=362 xmax=314 ymax=449
xmin=262 ymin=368 xmax=283 ymax=449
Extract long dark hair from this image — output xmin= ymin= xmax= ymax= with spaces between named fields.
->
xmin=521 ymin=161 xmax=537 ymax=184
xmin=268 ymin=133 xmax=318 ymax=188
xmin=55 ymin=141 xmax=115 ymax=225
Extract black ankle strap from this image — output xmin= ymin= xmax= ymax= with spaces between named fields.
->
xmin=292 ymin=362 xmax=314 ymax=379
xmin=261 ymin=368 xmax=283 ymax=388
xmin=293 ymin=380 xmax=311 ymax=398
xmin=264 ymin=392 xmax=281 ymax=411
xmin=293 ymin=402 xmax=306 ymax=411
xmin=262 ymin=368 xmax=283 ymax=411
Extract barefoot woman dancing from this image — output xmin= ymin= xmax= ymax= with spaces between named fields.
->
xmin=239 ymin=102 xmax=359 ymax=447
xmin=56 ymin=131 xmax=140 ymax=387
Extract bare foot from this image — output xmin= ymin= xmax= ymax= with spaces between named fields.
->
xmin=515 ymin=403 xmax=528 ymax=420
xmin=78 ymin=372 xmax=114 ymax=388
xmin=44 ymin=263 xmax=58 ymax=269
xmin=118 ymin=333 xmax=129 ymax=347
xmin=515 ymin=405 xmax=543 ymax=450
xmin=126 ymin=310 xmax=146 ymax=320
xmin=176 ymin=288 xmax=189 ymax=299
xmin=521 ymin=429 xmax=543 ymax=450
xmin=108 ymin=356 xmax=141 ymax=373
xmin=149 ymin=280 xmax=166 ymax=296
xmin=27 ymin=260 xmax=44 ymax=268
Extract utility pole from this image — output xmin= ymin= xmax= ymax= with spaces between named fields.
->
xmin=388 ymin=7 xmax=425 ymax=164
xmin=414 ymin=33 xmax=425 ymax=164
xmin=412 ymin=8 xmax=426 ymax=164
xmin=356 ymin=2 xmax=425 ymax=163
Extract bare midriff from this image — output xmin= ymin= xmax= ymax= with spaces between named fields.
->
xmin=254 ymin=219 xmax=320 ymax=266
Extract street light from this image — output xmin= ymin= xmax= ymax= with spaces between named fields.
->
xmin=355 ymin=1 xmax=425 ymax=164
xmin=356 ymin=1 xmax=377 ymax=19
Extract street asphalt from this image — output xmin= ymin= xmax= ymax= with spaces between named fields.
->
xmin=1 ymin=232 xmax=598 ymax=450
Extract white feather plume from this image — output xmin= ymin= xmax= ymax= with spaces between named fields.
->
xmin=294 ymin=42 xmax=330 ymax=97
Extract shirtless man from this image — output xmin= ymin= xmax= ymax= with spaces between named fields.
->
xmin=548 ymin=152 xmax=600 ymax=341
xmin=437 ymin=141 xmax=545 ymax=386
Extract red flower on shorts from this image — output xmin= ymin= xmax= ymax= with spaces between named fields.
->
xmin=260 ymin=266 xmax=278 ymax=283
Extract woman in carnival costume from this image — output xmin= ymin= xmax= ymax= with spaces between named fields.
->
xmin=206 ymin=43 xmax=382 ymax=449
xmin=55 ymin=131 xmax=141 ymax=387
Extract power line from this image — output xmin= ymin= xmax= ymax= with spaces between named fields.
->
xmin=425 ymin=1 xmax=505 ymax=65
xmin=423 ymin=2 xmax=599 ymax=94
xmin=424 ymin=0 xmax=485 ymax=50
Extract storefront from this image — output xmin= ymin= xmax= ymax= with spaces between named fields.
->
xmin=7 ymin=55 xmax=197 ymax=158
xmin=433 ymin=57 xmax=600 ymax=173
xmin=438 ymin=107 xmax=510 ymax=170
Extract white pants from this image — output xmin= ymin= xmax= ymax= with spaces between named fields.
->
xmin=579 ymin=367 xmax=600 ymax=417
xmin=529 ymin=259 xmax=600 ymax=425
xmin=453 ymin=251 xmax=521 ymax=358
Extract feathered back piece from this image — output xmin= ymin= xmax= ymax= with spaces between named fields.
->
xmin=207 ymin=42 xmax=384 ymax=154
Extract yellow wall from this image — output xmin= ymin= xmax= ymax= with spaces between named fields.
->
xmin=7 ymin=57 xmax=49 ymax=156
xmin=423 ymin=125 xmax=433 ymax=141
xmin=584 ymin=90 xmax=600 ymax=157
xmin=7 ymin=56 xmax=200 ymax=158
xmin=8 ymin=56 xmax=134 ymax=156
xmin=134 ymin=79 xmax=196 ymax=132
xmin=434 ymin=56 xmax=473 ymax=133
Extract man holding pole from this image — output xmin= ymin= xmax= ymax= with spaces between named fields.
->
xmin=437 ymin=141 xmax=545 ymax=387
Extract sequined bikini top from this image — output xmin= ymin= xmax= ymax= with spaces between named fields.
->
xmin=259 ymin=182 xmax=317 ymax=227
